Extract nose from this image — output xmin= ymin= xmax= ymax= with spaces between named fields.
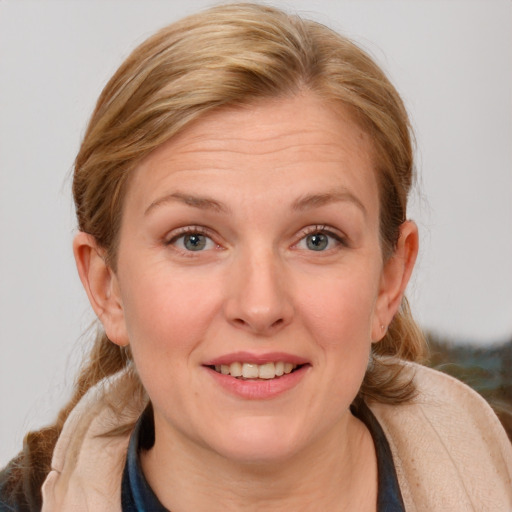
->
xmin=223 ymin=246 xmax=294 ymax=336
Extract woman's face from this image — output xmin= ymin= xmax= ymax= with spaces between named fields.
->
xmin=106 ymin=93 xmax=400 ymax=464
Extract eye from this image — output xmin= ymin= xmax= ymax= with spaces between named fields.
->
xmin=169 ymin=231 xmax=216 ymax=252
xmin=295 ymin=227 xmax=344 ymax=252
xmin=305 ymin=233 xmax=329 ymax=251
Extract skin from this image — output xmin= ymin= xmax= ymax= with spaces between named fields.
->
xmin=74 ymin=92 xmax=418 ymax=511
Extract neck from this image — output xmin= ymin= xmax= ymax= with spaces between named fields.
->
xmin=141 ymin=410 xmax=377 ymax=512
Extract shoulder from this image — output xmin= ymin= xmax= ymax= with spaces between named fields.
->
xmin=0 ymin=453 xmax=39 ymax=512
xmin=41 ymin=368 xmax=147 ymax=511
xmin=402 ymin=361 xmax=509 ymax=440
xmin=372 ymin=361 xmax=509 ymax=436
xmin=370 ymin=362 xmax=512 ymax=511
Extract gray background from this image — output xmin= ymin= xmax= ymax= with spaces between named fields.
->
xmin=1 ymin=0 xmax=511 ymax=465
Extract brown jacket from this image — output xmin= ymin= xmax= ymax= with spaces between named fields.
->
xmin=41 ymin=363 xmax=512 ymax=511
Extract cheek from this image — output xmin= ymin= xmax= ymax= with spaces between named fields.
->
xmin=119 ymin=271 xmax=224 ymax=416
xmin=119 ymin=265 xmax=223 ymax=362
xmin=296 ymin=269 xmax=380 ymax=349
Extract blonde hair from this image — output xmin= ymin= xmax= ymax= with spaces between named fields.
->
xmin=8 ymin=2 xmax=426 ymax=501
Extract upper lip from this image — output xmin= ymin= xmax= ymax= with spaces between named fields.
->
xmin=203 ymin=351 xmax=309 ymax=366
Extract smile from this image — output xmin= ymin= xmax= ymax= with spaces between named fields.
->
xmin=204 ymin=354 xmax=310 ymax=399
xmin=212 ymin=362 xmax=299 ymax=380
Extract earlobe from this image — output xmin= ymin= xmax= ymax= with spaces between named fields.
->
xmin=73 ymin=232 xmax=129 ymax=347
xmin=372 ymin=221 xmax=419 ymax=342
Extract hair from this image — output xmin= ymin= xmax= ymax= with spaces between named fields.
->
xmin=5 ymin=2 xmax=426 ymax=503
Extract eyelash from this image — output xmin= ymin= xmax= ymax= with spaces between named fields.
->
xmin=165 ymin=226 xmax=219 ymax=252
xmin=164 ymin=224 xmax=347 ymax=255
xmin=295 ymin=225 xmax=347 ymax=250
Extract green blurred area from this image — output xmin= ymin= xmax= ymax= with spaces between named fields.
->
xmin=425 ymin=333 xmax=512 ymax=442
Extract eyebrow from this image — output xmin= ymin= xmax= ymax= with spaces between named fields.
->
xmin=145 ymin=192 xmax=230 ymax=216
xmin=145 ymin=189 xmax=366 ymax=217
xmin=291 ymin=189 xmax=367 ymax=217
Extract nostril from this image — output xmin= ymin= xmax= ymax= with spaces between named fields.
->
xmin=271 ymin=318 xmax=284 ymax=329
xmin=230 ymin=316 xmax=285 ymax=333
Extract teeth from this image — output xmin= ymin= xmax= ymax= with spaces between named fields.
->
xmin=230 ymin=361 xmax=242 ymax=377
xmin=213 ymin=361 xmax=298 ymax=379
xmin=258 ymin=362 xmax=275 ymax=379
xmin=242 ymin=363 xmax=259 ymax=379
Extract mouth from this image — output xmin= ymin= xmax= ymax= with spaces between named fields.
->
xmin=204 ymin=354 xmax=310 ymax=398
xmin=207 ymin=361 xmax=305 ymax=380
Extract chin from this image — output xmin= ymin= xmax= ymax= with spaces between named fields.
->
xmin=206 ymin=417 xmax=308 ymax=466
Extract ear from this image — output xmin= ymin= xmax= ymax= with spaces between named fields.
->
xmin=371 ymin=221 xmax=419 ymax=342
xmin=73 ymin=232 xmax=129 ymax=347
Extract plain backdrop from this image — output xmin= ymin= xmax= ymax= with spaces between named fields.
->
xmin=1 ymin=0 xmax=511 ymax=465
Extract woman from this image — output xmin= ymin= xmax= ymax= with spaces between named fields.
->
xmin=1 ymin=3 xmax=511 ymax=511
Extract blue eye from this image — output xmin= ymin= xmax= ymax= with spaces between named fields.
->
xmin=296 ymin=229 xmax=343 ymax=252
xmin=305 ymin=233 xmax=329 ymax=251
xmin=171 ymin=233 xmax=215 ymax=251
xmin=183 ymin=234 xmax=207 ymax=251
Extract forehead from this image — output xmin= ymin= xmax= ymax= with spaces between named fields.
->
xmin=143 ymin=94 xmax=373 ymax=167
xmin=125 ymin=93 xmax=379 ymax=219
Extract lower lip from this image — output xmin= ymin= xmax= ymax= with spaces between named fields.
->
xmin=205 ymin=365 xmax=310 ymax=400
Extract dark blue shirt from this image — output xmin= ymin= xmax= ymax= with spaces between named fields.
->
xmin=121 ymin=401 xmax=405 ymax=511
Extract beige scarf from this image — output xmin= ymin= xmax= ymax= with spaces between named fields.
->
xmin=42 ymin=363 xmax=512 ymax=511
